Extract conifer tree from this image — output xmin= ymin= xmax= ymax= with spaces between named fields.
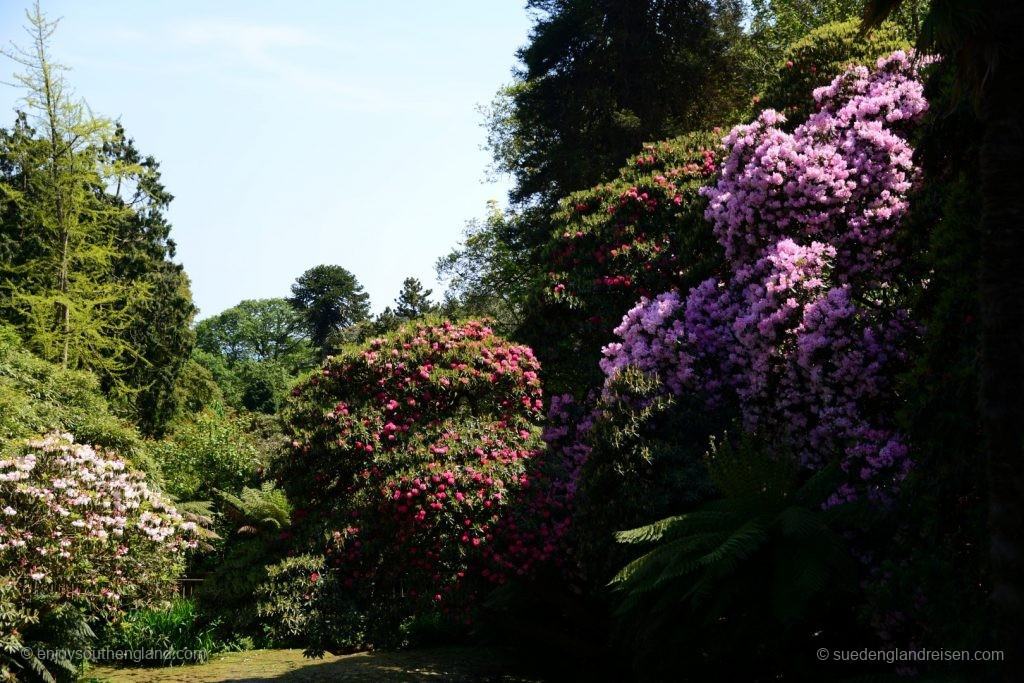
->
xmin=0 ymin=2 xmax=149 ymax=385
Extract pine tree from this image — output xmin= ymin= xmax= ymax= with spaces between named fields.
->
xmin=393 ymin=277 xmax=435 ymax=320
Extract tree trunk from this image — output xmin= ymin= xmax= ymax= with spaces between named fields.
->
xmin=979 ymin=5 xmax=1024 ymax=678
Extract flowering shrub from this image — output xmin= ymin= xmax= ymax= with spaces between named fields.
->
xmin=522 ymin=130 xmax=725 ymax=392
xmin=0 ymin=433 xmax=195 ymax=614
xmin=760 ymin=19 xmax=910 ymax=126
xmin=280 ymin=319 xmax=565 ymax=641
xmin=601 ymin=52 xmax=929 ymax=503
xmin=0 ymin=433 xmax=195 ymax=679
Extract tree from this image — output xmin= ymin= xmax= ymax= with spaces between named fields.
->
xmin=0 ymin=3 xmax=149 ymax=385
xmin=862 ymin=3 xmax=1024 ymax=678
xmin=101 ymin=124 xmax=196 ymax=434
xmin=288 ymin=265 xmax=370 ymax=358
xmin=743 ymin=0 xmax=926 ymax=89
xmin=196 ymin=298 xmax=311 ymax=368
xmin=435 ymin=201 xmax=531 ymax=333
xmin=393 ymin=277 xmax=436 ymax=320
xmin=484 ymin=0 xmax=750 ymax=216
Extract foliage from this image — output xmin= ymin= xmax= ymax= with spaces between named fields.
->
xmin=100 ymin=125 xmax=197 ymax=436
xmin=603 ymin=53 xmax=930 ymax=502
xmin=0 ymin=5 xmax=150 ymax=386
xmin=375 ymin=278 xmax=437 ymax=334
xmin=0 ymin=326 xmax=143 ymax=462
xmin=743 ymin=0 xmax=925 ymax=91
xmin=760 ymin=19 xmax=911 ymax=125
xmin=393 ymin=277 xmax=436 ymax=321
xmin=609 ymin=434 xmax=858 ymax=679
xmin=168 ymin=357 xmax=224 ymax=418
xmin=194 ymin=483 xmax=291 ymax=643
xmin=219 ymin=482 xmax=291 ymax=535
xmin=99 ymin=599 xmax=214 ymax=667
xmin=253 ymin=555 xmax=349 ymax=651
xmin=485 ymin=0 xmax=751 ymax=211
xmin=188 ymin=349 xmax=243 ymax=409
xmin=435 ymin=201 xmax=531 ymax=335
xmin=569 ymin=370 xmax=723 ymax=584
xmin=195 ymin=298 xmax=312 ymax=371
xmin=147 ymin=406 xmax=269 ymax=501
xmin=1 ymin=591 xmax=93 ymax=683
xmin=520 ymin=130 xmax=724 ymax=393
xmin=278 ymin=319 xmax=570 ymax=646
xmin=288 ymin=265 xmax=370 ymax=359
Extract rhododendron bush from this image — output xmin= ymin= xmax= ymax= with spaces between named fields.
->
xmin=601 ymin=52 xmax=929 ymax=504
xmin=280 ymin=320 xmax=570 ymax=640
xmin=522 ymin=130 xmax=725 ymax=391
xmin=0 ymin=433 xmax=194 ymax=615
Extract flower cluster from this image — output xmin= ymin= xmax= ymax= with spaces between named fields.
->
xmin=281 ymin=320 xmax=562 ymax=621
xmin=0 ymin=433 xmax=194 ymax=615
xmin=528 ymin=130 xmax=725 ymax=390
xmin=602 ymin=53 xmax=929 ymax=502
xmin=702 ymin=51 xmax=927 ymax=284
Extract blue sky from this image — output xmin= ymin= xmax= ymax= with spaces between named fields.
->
xmin=0 ymin=1 xmax=533 ymax=318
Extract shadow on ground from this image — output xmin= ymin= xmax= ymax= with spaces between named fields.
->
xmin=87 ymin=646 xmax=548 ymax=682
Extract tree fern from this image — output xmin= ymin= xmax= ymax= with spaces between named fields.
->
xmin=610 ymin=432 xmax=855 ymax=631
xmin=218 ymin=482 xmax=291 ymax=535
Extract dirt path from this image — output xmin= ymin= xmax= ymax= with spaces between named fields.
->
xmin=85 ymin=647 xmax=546 ymax=682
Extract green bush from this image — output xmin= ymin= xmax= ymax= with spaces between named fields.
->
xmin=573 ymin=368 xmax=721 ymax=584
xmin=255 ymin=554 xmax=367 ymax=653
xmin=169 ymin=358 xmax=224 ymax=419
xmin=0 ymin=326 xmax=144 ymax=465
xmin=1 ymin=578 xmax=94 ymax=683
xmin=194 ymin=483 xmax=292 ymax=643
xmin=520 ymin=130 xmax=724 ymax=393
xmin=147 ymin=405 xmax=269 ymax=501
xmin=760 ymin=19 xmax=910 ymax=124
xmin=609 ymin=434 xmax=860 ymax=680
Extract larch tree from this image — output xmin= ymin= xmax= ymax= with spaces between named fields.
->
xmin=0 ymin=2 xmax=149 ymax=384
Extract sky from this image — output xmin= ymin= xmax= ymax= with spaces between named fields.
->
xmin=0 ymin=0 xmax=533 ymax=318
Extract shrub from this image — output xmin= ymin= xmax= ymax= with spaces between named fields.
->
xmin=0 ymin=327 xmax=143 ymax=463
xmin=279 ymin=319 xmax=564 ymax=646
xmin=603 ymin=52 xmax=930 ymax=503
xmin=520 ymin=131 xmax=724 ymax=393
xmin=194 ymin=483 xmax=292 ymax=642
xmin=609 ymin=434 xmax=859 ymax=680
xmin=253 ymin=554 xmax=355 ymax=651
xmin=760 ymin=19 xmax=910 ymax=124
xmin=147 ymin=405 xmax=269 ymax=501
xmin=0 ymin=433 xmax=195 ymax=680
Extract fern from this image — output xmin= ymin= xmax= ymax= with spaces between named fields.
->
xmin=610 ymin=432 xmax=854 ymax=630
xmin=218 ymin=482 xmax=291 ymax=535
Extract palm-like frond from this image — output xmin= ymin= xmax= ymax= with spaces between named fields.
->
xmin=610 ymin=432 xmax=853 ymax=630
xmin=219 ymin=481 xmax=292 ymax=534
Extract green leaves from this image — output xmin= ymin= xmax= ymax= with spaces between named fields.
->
xmin=610 ymin=434 xmax=854 ymax=627
xmin=288 ymin=265 xmax=371 ymax=359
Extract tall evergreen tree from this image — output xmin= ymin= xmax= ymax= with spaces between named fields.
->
xmin=101 ymin=125 xmax=196 ymax=433
xmin=393 ymin=277 xmax=435 ymax=320
xmin=288 ymin=265 xmax=370 ymax=359
xmin=484 ymin=0 xmax=749 ymax=220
